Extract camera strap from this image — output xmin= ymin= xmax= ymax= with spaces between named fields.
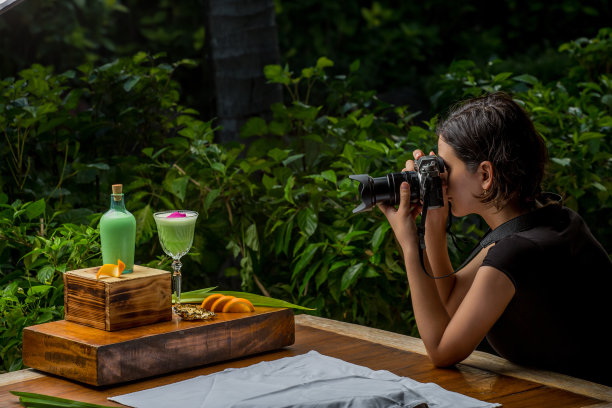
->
xmin=420 ymin=192 xmax=562 ymax=279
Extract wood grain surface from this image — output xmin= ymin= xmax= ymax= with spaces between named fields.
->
xmin=6 ymin=316 xmax=611 ymax=407
xmin=23 ymin=307 xmax=295 ymax=386
xmin=64 ymin=265 xmax=172 ymax=331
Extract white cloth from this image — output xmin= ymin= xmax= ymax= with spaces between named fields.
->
xmin=109 ymin=350 xmax=500 ymax=408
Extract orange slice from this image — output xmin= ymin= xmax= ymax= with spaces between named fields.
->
xmin=211 ymin=295 xmax=235 ymax=313
xmin=201 ymin=294 xmax=224 ymax=311
xmin=96 ymin=259 xmax=126 ymax=279
xmin=222 ymin=297 xmax=255 ymax=313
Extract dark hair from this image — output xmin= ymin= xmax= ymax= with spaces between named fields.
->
xmin=436 ymin=92 xmax=548 ymax=209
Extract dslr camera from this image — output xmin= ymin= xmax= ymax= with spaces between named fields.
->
xmin=349 ymin=156 xmax=445 ymax=213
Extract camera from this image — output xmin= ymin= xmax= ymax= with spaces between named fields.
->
xmin=349 ymin=156 xmax=445 ymax=213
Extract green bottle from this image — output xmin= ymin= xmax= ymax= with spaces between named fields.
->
xmin=100 ymin=184 xmax=136 ymax=273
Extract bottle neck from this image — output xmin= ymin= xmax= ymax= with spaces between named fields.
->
xmin=109 ymin=193 xmax=127 ymax=212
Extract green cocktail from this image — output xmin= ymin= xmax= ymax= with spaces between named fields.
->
xmin=154 ymin=210 xmax=198 ymax=306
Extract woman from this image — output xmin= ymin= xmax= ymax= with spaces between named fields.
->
xmin=379 ymin=92 xmax=612 ymax=385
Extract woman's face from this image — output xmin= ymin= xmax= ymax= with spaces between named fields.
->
xmin=437 ymin=137 xmax=484 ymax=217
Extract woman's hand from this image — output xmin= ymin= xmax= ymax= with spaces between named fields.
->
xmin=378 ymin=181 xmax=421 ymax=256
xmin=409 ymin=149 xmax=449 ymax=234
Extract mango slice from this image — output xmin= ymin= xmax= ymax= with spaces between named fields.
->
xmin=96 ymin=259 xmax=125 ymax=279
xmin=222 ymin=297 xmax=255 ymax=313
xmin=201 ymin=293 xmax=224 ymax=311
xmin=211 ymin=295 xmax=236 ymax=312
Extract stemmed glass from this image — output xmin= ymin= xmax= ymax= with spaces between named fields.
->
xmin=153 ymin=210 xmax=198 ymax=309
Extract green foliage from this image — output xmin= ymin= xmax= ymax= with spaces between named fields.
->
xmin=0 ymin=197 xmax=101 ymax=372
xmin=275 ymin=1 xmax=612 ymax=96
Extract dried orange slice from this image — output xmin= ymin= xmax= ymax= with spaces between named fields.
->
xmin=222 ymin=297 xmax=255 ymax=313
xmin=201 ymin=293 xmax=224 ymax=311
xmin=211 ymin=295 xmax=235 ymax=313
xmin=96 ymin=259 xmax=126 ymax=279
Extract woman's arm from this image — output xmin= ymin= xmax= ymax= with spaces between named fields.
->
xmin=380 ymin=181 xmax=515 ymax=366
xmin=406 ymin=151 xmax=482 ymax=317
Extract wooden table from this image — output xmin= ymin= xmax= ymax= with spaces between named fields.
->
xmin=2 ymin=315 xmax=611 ymax=407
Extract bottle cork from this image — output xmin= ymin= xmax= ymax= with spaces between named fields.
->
xmin=112 ymin=184 xmax=123 ymax=201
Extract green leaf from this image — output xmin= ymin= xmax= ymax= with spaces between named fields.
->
xmin=167 ymin=176 xmax=190 ymax=202
xmin=512 ymin=74 xmax=539 ymax=85
xmin=552 ymin=157 xmax=571 ymax=167
xmin=179 ymin=289 xmax=315 ymax=310
xmin=578 ymin=132 xmax=604 ymax=142
xmin=203 ymin=189 xmax=221 ymax=212
xmin=320 ymin=170 xmax=337 ymax=185
xmin=292 ymin=243 xmax=319 ymax=279
xmin=284 ymin=176 xmax=295 ymax=204
xmin=282 ymin=154 xmax=304 ymax=166
xmin=301 ymin=67 xmax=315 ymax=79
xmin=371 ymin=223 xmax=391 ymax=251
xmin=134 ymin=204 xmax=155 ymax=244
xmin=341 ymin=263 xmax=363 ymax=291
xmin=245 ymin=223 xmax=259 ymax=251
xmin=211 ymin=162 xmax=226 ymax=174
xmin=240 ymin=117 xmax=268 ymax=138
xmin=25 ymin=199 xmax=45 ymax=220
xmin=123 ymin=76 xmax=140 ymax=92
xmin=36 ymin=266 xmax=55 ymax=284
xmin=85 ymin=163 xmax=110 ymax=171
xmin=316 ymin=57 xmax=334 ymax=70
xmin=297 ymin=207 xmax=318 ymax=237
xmin=11 ymin=391 xmax=116 ymax=407
xmin=263 ymin=64 xmax=291 ymax=85
xmin=359 ymin=114 xmax=374 ymax=128
xmin=267 ymin=148 xmax=290 ymax=162
xmin=262 ymin=174 xmax=277 ymax=191
xmin=27 ymin=285 xmax=52 ymax=297
xmin=493 ymin=72 xmax=513 ymax=82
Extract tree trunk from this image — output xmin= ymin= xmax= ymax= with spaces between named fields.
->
xmin=204 ymin=0 xmax=282 ymax=143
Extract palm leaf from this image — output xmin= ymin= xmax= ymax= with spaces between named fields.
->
xmin=176 ymin=287 xmax=315 ymax=310
xmin=10 ymin=391 xmax=115 ymax=407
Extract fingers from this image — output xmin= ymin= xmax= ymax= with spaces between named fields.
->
xmin=402 ymin=159 xmax=414 ymax=172
xmin=404 ymin=149 xmax=436 ymax=171
xmin=377 ymin=202 xmax=393 ymax=217
xmin=377 ymin=182 xmax=412 ymax=216
xmin=398 ymin=182 xmax=411 ymax=212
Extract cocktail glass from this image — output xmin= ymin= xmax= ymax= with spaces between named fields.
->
xmin=153 ymin=210 xmax=198 ymax=308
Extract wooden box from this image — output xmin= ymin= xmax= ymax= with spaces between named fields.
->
xmin=22 ymin=307 xmax=295 ymax=386
xmin=63 ymin=265 xmax=172 ymax=331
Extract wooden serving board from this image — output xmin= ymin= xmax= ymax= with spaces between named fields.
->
xmin=23 ymin=307 xmax=294 ymax=386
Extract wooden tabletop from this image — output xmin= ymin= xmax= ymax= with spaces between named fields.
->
xmin=2 ymin=314 xmax=612 ymax=407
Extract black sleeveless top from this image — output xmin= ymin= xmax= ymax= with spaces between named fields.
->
xmin=481 ymin=204 xmax=612 ymax=386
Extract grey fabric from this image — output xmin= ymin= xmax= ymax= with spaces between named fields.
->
xmin=109 ymin=351 xmax=500 ymax=408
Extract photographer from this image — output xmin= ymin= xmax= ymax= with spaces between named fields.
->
xmin=378 ymin=92 xmax=612 ymax=385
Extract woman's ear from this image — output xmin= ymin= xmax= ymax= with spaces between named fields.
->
xmin=479 ymin=161 xmax=494 ymax=191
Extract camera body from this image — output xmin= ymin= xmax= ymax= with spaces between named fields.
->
xmin=349 ymin=156 xmax=445 ymax=213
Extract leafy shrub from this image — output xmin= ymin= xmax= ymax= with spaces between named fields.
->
xmin=0 ymin=196 xmax=100 ymax=371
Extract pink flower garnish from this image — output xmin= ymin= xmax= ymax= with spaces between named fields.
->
xmin=167 ymin=211 xmax=187 ymax=218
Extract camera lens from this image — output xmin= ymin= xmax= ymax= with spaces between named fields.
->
xmin=387 ymin=172 xmax=420 ymax=206
xmin=349 ymin=172 xmax=420 ymax=213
